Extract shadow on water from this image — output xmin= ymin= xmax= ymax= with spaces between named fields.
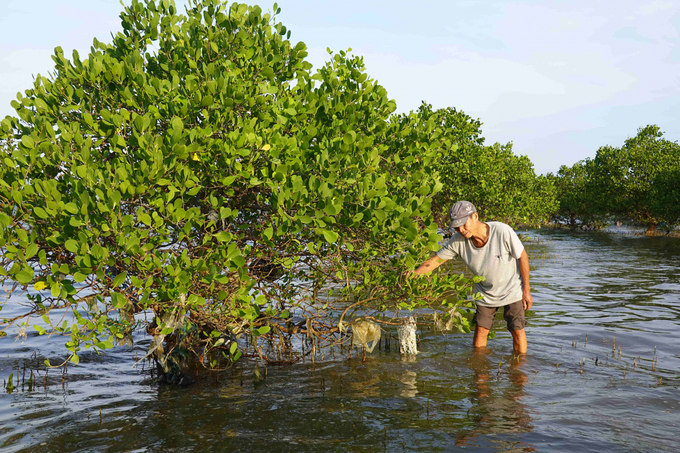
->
xmin=1 ymin=228 xmax=680 ymax=451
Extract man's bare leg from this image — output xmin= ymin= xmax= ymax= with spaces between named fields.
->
xmin=473 ymin=325 xmax=490 ymax=348
xmin=510 ymin=328 xmax=527 ymax=355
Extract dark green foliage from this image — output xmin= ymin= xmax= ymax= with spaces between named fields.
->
xmin=551 ymin=125 xmax=680 ymax=231
xmin=548 ymin=159 xmax=604 ymax=228
xmin=652 ymin=167 xmax=680 ymax=228
xmin=598 ymin=125 xmax=680 ymax=229
xmin=417 ymin=104 xmax=558 ymax=228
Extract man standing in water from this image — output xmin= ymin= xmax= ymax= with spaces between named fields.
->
xmin=409 ymin=201 xmax=533 ymax=354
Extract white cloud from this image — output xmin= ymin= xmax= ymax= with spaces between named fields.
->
xmin=637 ymin=0 xmax=675 ymax=16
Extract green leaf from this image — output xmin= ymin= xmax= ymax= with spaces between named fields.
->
xmin=70 ymin=354 xmax=79 ymax=365
xmin=257 ymin=326 xmax=270 ymax=335
xmin=230 ymin=342 xmax=238 ymax=354
xmin=33 ymin=207 xmax=49 ymax=219
xmin=170 ymin=117 xmax=183 ymax=131
xmin=321 ymin=229 xmax=338 ymax=244
xmin=69 ymin=218 xmax=84 ymax=227
xmin=51 ymin=283 xmax=61 ymax=298
xmin=427 ymin=241 xmax=440 ymax=252
xmin=65 ymin=239 xmax=78 ymax=253
xmin=112 ymin=272 xmax=127 ymax=287
xmin=215 ymin=231 xmax=232 ymax=242
xmin=263 ymin=227 xmax=273 ymax=240
xmin=201 ymin=95 xmax=214 ymax=107
xmin=374 ymin=176 xmax=386 ymax=190
xmin=111 ymin=292 xmax=128 ymax=309
xmin=64 ymin=202 xmax=79 ymax=214
xmin=25 ymin=243 xmax=39 ymax=259
xmin=21 ymin=135 xmax=35 ymax=148
xmin=15 ymin=268 xmax=34 ymax=284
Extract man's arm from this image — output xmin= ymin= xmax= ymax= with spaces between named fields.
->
xmin=518 ymin=249 xmax=533 ymax=310
xmin=409 ymin=255 xmax=447 ymax=277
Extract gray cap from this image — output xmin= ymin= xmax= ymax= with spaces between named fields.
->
xmin=449 ymin=201 xmax=477 ymax=229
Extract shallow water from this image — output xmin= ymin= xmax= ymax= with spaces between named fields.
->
xmin=1 ymin=229 xmax=680 ymax=452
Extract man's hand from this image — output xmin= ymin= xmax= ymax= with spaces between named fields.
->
xmin=403 ymin=269 xmax=419 ymax=279
xmin=522 ymin=288 xmax=533 ymax=311
xmin=518 ymin=250 xmax=532 ymax=311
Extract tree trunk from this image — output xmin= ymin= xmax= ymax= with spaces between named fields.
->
xmin=645 ymin=222 xmax=657 ymax=235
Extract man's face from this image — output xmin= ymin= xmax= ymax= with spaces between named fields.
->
xmin=454 ymin=214 xmax=476 ymax=238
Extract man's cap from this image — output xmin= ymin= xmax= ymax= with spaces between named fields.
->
xmin=449 ymin=201 xmax=477 ymax=229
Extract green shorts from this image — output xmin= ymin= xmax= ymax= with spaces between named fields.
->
xmin=473 ymin=300 xmax=526 ymax=331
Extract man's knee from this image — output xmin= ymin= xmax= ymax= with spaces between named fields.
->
xmin=510 ymin=328 xmax=526 ymax=339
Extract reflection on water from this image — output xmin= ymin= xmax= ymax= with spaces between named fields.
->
xmin=2 ymin=229 xmax=680 ymax=451
xmin=399 ymin=370 xmax=418 ymax=398
xmin=457 ymin=349 xmax=534 ymax=451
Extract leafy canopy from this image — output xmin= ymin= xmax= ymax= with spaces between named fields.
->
xmin=417 ymin=104 xmax=558 ymax=228
xmin=0 ymin=0 xmax=476 ymax=371
xmin=550 ymin=125 xmax=680 ymax=230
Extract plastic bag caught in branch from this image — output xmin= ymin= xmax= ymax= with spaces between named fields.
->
xmin=351 ymin=320 xmax=381 ymax=353
xmin=133 ymin=295 xmax=187 ymax=370
xmin=434 ymin=307 xmax=463 ymax=332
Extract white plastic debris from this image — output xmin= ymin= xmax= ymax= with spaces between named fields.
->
xmin=397 ymin=316 xmax=418 ymax=355
xmin=434 ymin=307 xmax=463 ymax=332
xmin=351 ymin=320 xmax=381 ymax=353
xmin=134 ymin=294 xmax=186 ymax=370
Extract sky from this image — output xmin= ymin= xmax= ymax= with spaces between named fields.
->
xmin=2 ymin=0 xmax=679 ymax=175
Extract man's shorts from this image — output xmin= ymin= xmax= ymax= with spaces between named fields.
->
xmin=473 ymin=300 xmax=526 ymax=331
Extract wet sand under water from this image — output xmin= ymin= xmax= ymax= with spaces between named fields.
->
xmin=1 ymin=229 xmax=680 ymax=452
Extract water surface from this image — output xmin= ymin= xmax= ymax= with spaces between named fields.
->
xmin=1 ymin=229 xmax=679 ymax=452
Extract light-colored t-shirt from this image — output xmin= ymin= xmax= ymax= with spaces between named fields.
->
xmin=436 ymin=221 xmax=524 ymax=307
